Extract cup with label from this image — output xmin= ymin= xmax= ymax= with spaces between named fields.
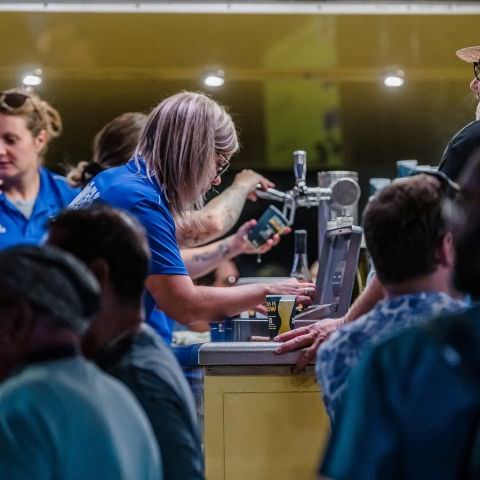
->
xmin=266 ymin=294 xmax=297 ymax=339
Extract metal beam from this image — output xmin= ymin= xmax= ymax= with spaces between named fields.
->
xmin=2 ymin=2 xmax=480 ymax=15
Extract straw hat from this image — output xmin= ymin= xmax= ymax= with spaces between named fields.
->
xmin=456 ymin=46 xmax=480 ymax=63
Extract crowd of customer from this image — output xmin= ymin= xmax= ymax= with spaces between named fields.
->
xmin=3 ymin=43 xmax=480 ymax=480
xmin=315 ymin=44 xmax=480 ymax=479
xmin=0 ymin=87 xmax=315 ymax=479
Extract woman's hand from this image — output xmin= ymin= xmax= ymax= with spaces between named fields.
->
xmin=233 ymin=170 xmax=274 ymax=201
xmin=228 ymin=219 xmax=290 ymax=255
xmin=266 ymin=277 xmax=316 ymax=306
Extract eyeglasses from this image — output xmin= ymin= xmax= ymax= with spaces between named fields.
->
xmin=473 ymin=62 xmax=480 ymax=81
xmin=215 ymin=154 xmax=230 ymax=178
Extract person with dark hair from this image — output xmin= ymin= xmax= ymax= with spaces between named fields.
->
xmin=315 ymin=174 xmax=466 ymax=421
xmin=319 ymin=158 xmax=480 ymax=480
xmin=69 ymin=92 xmax=314 ymax=344
xmin=0 ymin=88 xmax=78 ymax=249
xmin=0 ymin=245 xmax=161 ymax=479
xmin=68 ymin=112 xmax=148 ymax=188
xmin=47 ymin=205 xmax=205 ymax=480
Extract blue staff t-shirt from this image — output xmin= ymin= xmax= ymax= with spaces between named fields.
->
xmin=68 ymin=158 xmax=188 ymax=342
xmin=0 ymin=167 xmax=78 ymax=250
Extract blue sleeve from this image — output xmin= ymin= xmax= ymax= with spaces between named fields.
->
xmin=52 ymin=174 xmax=80 ymax=202
xmin=72 ymin=176 xmax=188 ymax=277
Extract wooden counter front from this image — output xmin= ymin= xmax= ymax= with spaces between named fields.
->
xmin=199 ymin=343 xmax=330 ymax=480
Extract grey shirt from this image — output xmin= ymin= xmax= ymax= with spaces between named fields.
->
xmin=97 ymin=324 xmax=204 ymax=480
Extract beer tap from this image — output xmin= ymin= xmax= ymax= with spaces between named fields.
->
xmin=256 ymin=150 xmax=360 ymax=225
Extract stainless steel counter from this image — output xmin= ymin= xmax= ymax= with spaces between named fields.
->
xmin=198 ymin=341 xmax=314 ymax=366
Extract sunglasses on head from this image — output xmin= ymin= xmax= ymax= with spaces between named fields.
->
xmin=473 ymin=62 xmax=480 ymax=81
xmin=0 ymin=91 xmax=33 ymax=110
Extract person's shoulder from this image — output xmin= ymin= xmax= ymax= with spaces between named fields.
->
xmin=370 ymin=304 xmax=479 ymax=367
xmin=40 ymin=167 xmax=80 ymax=201
xmin=364 ymin=322 xmax=436 ymax=376
xmin=98 ymin=162 xmax=163 ymax=207
xmin=430 ymin=292 xmax=468 ymax=312
xmin=412 ymin=291 xmax=466 ymax=309
xmin=69 ymin=163 xmax=158 ymax=211
xmin=0 ymin=361 xmax=74 ymax=413
xmin=318 ymin=308 xmax=379 ymax=359
xmin=129 ymin=326 xmax=187 ymax=384
xmin=123 ymin=327 xmax=195 ymax=402
xmin=424 ymin=305 xmax=480 ymax=353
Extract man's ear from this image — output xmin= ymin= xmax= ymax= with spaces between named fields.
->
xmin=437 ymin=231 xmax=455 ymax=268
xmin=88 ymin=258 xmax=110 ymax=289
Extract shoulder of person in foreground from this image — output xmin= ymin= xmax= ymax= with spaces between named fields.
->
xmin=321 ymin=307 xmax=480 ymax=480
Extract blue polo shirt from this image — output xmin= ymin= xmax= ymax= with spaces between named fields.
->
xmin=68 ymin=158 xmax=188 ymax=342
xmin=0 ymin=168 xmax=78 ymax=250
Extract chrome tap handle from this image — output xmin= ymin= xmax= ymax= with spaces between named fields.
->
xmin=255 ymin=187 xmax=289 ymax=202
xmin=293 ymin=150 xmax=307 ymax=188
xmin=282 ymin=195 xmax=296 ymax=225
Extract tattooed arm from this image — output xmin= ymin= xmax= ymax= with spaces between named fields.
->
xmin=176 ymin=170 xmax=274 ymax=248
xmin=182 ymin=239 xmax=233 ymax=280
xmin=182 ymin=219 xmax=284 ymax=279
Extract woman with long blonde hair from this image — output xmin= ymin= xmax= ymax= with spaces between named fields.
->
xmin=70 ymin=91 xmax=315 ymax=341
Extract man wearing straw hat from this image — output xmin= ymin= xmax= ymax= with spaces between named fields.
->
xmin=456 ymin=45 xmax=480 ymax=120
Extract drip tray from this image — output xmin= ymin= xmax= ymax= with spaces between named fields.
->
xmin=229 ymin=317 xmax=321 ymax=342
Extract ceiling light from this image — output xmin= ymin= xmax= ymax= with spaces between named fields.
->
xmin=384 ymin=71 xmax=404 ymax=88
xmin=203 ymin=70 xmax=224 ymax=88
xmin=22 ymin=69 xmax=43 ymax=87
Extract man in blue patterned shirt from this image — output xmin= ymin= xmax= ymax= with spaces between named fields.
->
xmin=320 ymin=153 xmax=480 ymax=480
xmin=316 ymin=174 xmax=467 ymax=421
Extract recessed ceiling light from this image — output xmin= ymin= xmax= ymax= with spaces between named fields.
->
xmin=203 ymin=70 xmax=224 ymax=88
xmin=22 ymin=69 xmax=42 ymax=87
xmin=384 ymin=71 xmax=404 ymax=88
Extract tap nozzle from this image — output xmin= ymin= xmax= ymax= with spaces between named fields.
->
xmin=293 ymin=150 xmax=307 ymax=188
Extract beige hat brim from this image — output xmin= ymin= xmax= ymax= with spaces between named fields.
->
xmin=456 ymin=46 xmax=480 ymax=63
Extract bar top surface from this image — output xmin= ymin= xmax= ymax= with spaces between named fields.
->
xmin=198 ymin=341 xmax=314 ymax=366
